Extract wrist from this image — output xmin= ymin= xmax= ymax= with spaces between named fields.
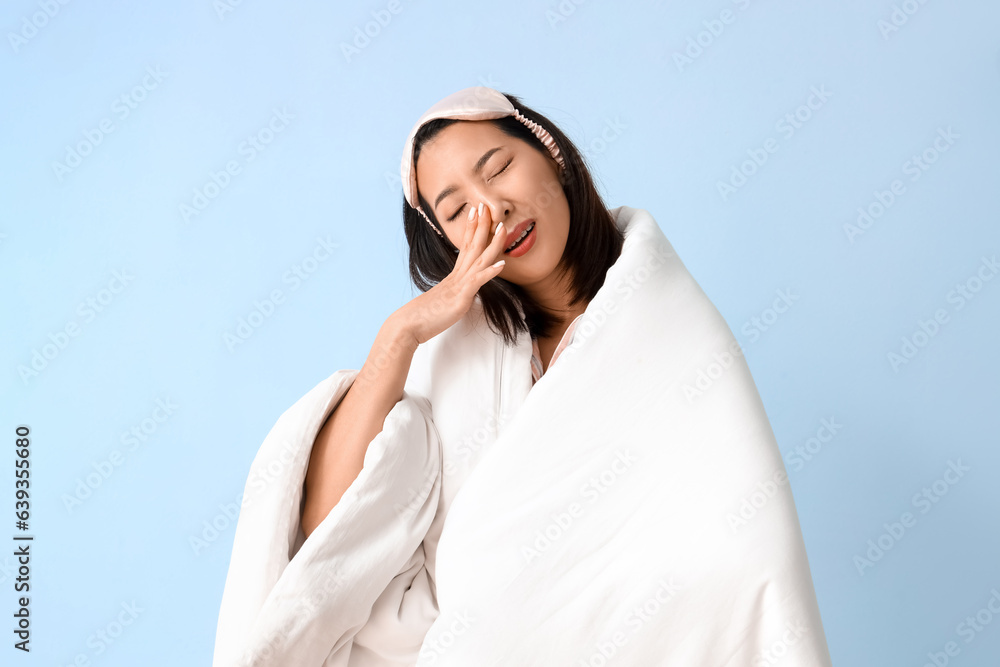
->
xmin=381 ymin=314 xmax=419 ymax=353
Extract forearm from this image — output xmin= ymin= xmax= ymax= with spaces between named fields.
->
xmin=301 ymin=318 xmax=418 ymax=538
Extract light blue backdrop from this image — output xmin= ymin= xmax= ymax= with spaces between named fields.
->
xmin=3 ymin=1 xmax=998 ymax=665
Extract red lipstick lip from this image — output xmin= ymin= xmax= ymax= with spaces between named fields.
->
xmin=503 ymin=219 xmax=534 ymax=249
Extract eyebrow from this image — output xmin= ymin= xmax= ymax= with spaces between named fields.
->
xmin=433 ymin=146 xmax=503 ymax=211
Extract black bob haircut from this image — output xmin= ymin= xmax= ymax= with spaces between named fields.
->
xmin=401 ymin=91 xmax=624 ymax=348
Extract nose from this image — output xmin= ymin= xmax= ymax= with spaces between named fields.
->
xmin=480 ymin=199 xmax=510 ymax=228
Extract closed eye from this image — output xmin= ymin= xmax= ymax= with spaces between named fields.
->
xmin=491 ymin=158 xmax=512 ymax=181
xmin=445 ymin=158 xmax=513 ymax=222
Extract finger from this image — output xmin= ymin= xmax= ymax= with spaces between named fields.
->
xmin=480 ymin=218 xmax=507 ymax=266
xmin=459 ymin=202 xmax=489 ymax=275
xmin=474 ymin=256 xmax=506 ymax=287
xmin=471 ymin=202 xmax=492 ymax=255
xmin=455 ymin=204 xmax=478 ymax=271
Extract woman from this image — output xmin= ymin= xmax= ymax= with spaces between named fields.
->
xmin=301 ymin=87 xmax=624 ymax=539
xmin=213 ymin=87 xmax=833 ymax=667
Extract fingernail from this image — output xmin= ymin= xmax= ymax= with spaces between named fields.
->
xmin=494 ymin=222 xmax=503 ymax=234
xmin=468 ymin=205 xmax=476 ymax=222
xmin=478 ymin=202 xmax=484 ymax=218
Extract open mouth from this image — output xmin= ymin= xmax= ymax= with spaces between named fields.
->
xmin=504 ymin=221 xmax=535 ymax=253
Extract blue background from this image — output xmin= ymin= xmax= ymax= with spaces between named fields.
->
xmin=2 ymin=1 xmax=999 ymax=664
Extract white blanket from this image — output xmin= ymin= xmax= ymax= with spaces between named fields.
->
xmin=212 ymin=205 xmax=833 ymax=666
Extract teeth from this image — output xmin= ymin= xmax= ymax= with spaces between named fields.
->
xmin=506 ymin=222 xmax=534 ymax=252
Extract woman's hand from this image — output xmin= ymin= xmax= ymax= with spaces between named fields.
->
xmin=394 ymin=203 xmax=508 ymax=347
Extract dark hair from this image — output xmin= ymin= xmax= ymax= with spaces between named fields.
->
xmin=401 ymin=91 xmax=624 ymax=347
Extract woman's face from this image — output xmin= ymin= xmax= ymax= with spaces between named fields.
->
xmin=415 ymin=120 xmax=571 ymax=287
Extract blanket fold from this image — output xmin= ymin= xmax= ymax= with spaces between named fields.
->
xmin=212 ymin=370 xmax=442 ymax=667
xmin=419 ymin=206 xmax=832 ymax=666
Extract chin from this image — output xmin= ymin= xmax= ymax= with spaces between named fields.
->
xmin=509 ymin=256 xmax=560 ymax=283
